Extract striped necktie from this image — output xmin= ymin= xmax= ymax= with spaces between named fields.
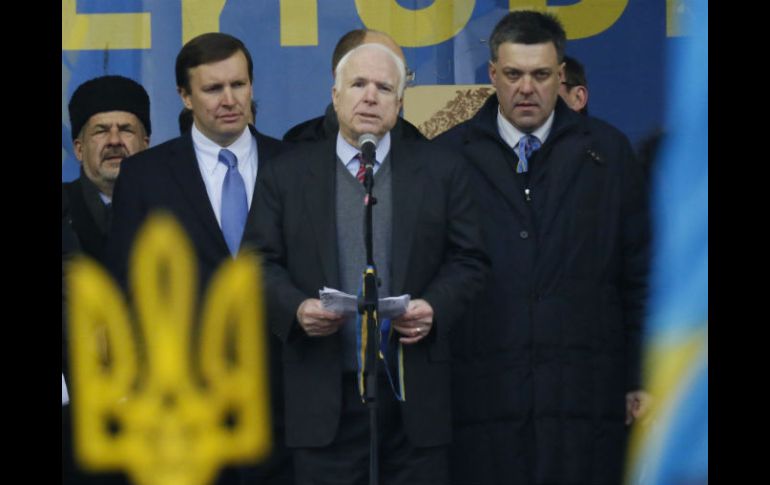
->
xmin=354 ymin=154 xmax=366 ymax=184
xmin=516 ymin=134 xmax=541 ymax=173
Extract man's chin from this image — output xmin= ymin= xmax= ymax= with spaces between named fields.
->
xmin=101 ymin=159 xmax=123 ymax=170
xmin=100 ymin=171 xmax=120 ymax=183
xmin=353 ymin=121 xmax=394 ymax=138
xmin=511 ymin=115 xmax=543 ymax=132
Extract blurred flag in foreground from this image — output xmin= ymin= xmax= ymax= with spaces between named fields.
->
xmin=624 ymin=0 xmax=708 ymax=484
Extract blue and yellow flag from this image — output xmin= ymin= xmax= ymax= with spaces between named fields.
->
xmin=625 ymin=1 xmax=708 ymax=484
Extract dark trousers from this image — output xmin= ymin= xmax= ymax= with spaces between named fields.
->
xmin=294 ymin=374 xmax=448 ymax=485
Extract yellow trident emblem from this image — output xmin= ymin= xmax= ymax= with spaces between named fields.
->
xmin=66 ymin=213 xmax=271 ymax=485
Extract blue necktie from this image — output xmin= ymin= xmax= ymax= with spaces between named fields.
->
xmin=516 ymin=134 xmax=541 ymax=173
xmin=218 ymin=149 xmax=248 ymax=255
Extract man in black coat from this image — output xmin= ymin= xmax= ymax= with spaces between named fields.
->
xmin=63 ymin=75 xmax=151 ymax=263
xmin=62 ymin=75 xmax=151 ymax=485
xmin=105 ymin=33 xmax=292 ymax=485
xmin=435 ymin=11 xmax=651 ymax=485
xmin=282 ymin=28 xmax=424 ymax=144
xmin=250 ymin=43 xmax=488 ymax=485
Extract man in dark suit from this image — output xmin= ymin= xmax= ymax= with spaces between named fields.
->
xmin=434 ymin=11 xmax=651 ymax=485
xmin=249 ymin=43 xmax=489 ymax=485
xmin=63 ymin=75 xmax=151 ymax=263
xmin=282 ymin=28 xmax=424 ymax=144
xmin=105 ymin=33 xmax=291 ymax=485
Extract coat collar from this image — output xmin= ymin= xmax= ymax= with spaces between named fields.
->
xmin=463 ymin=95 xmax=590 ymax=232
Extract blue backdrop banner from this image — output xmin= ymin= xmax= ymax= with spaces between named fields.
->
xmin=63 ymin=0 xmax=685 ymax=181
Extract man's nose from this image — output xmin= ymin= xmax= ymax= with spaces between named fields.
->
xmin=519 ymin=75 xmax=534 ymax=94
xmin=363 ymin=83 xmax=378 ymax=103
xmin=107 ymin=126 xmax=122 ymax=145
xmin=222 ymin=87 xmax=235 ymax=105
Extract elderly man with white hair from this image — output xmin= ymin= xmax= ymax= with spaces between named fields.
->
xmin=248 ymin=43 xmax=489 ymax=485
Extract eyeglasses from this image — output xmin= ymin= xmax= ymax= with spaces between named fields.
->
xmin=561 ymin=81 xmax=579 ymax=89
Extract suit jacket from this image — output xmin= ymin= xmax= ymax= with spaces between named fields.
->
xmin=246 ymin=136 xmax=489 ymax=448
xmin=106 ymin=125 xmax=283 ymax=287
xmin=104 ymin=125 xmax=291 ymax=485
xmin=63 ymin=172 xmax=112 ymax=263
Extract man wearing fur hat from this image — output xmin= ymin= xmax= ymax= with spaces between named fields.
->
xmin=63 ymin=75 xmax=151 ymax=264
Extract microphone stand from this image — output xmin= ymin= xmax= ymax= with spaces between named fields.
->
xmin=358 ymin=152 xmax=380 ymax=485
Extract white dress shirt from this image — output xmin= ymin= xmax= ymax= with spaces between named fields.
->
xmin=191 ymin=124 xmax=258 ymax=227
xmin=336 ymin=131 xmax=392 ymax=176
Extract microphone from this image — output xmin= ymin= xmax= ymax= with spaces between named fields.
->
xmin=357 ymin=133 xmax=378 ymax=194
xmin=358 ymin=133 xmax=378 ymax=171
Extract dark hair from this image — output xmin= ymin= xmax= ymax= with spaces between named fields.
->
xmin=562 ymin=55 xmax=589 ymax=115
xmin=175 ymin=32 xmax=253 ymax=92
xmin=178 ymin=107 xmax=194 ymax=135
xmin=489 ymin=10 xmax=566 ymax=63
xmin=563 ymin=55 xmax=587 ymax=88
xmin=331 ymin=29 xmax=367 ymax=73
xmin=178 ymin=101 xmax=258 ymax=134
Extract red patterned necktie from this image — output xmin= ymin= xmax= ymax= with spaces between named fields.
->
xmin=355 ymin=154 xmax=366 ymax=184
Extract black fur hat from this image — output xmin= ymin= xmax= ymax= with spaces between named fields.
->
xmin=68 ymin=75 xmax=151 ymax=138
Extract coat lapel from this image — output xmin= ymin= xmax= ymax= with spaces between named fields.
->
xmin=242 ymin=127 xmax=282 ymax=247
xmin=390 ymin=140 xmax=424 ymax=294
xmin=533 ymin=105 xmax=591 ymax=238
xmin=302 ymin=141 xmax=340 ymax=288
xmin=166 ymin=135 xmax=230 ymax=254
xmin=466 ymin=141 xmax=531 ymax=221
xmin=462 ymin=97 xmax=530 ymax=222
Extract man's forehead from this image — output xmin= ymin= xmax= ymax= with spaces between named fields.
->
xmin=495 ymin=42 xmax=560 ymax=65
xmin=189 ymin=52 xmax=250 ymax=81
xmin=342 ymin=50 xmax=399 ymax=82
xmin=87 ymin=111 xmax=142 ymax=125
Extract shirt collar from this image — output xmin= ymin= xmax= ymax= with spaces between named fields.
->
xmin=496 ymin=107 xmax=555 ymax=150
xmin=191 ymin=124 xmax=253 ymax=174
xmin=336 ymin=131 xmax=392 ymax=166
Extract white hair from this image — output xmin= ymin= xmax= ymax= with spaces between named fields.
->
xmin=334 ymin=43 xmax=406 ymax=98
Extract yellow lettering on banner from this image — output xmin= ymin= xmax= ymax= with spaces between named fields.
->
xmin=355 ymin=0 xmax=475 ymax=47
xmin=62 ymin=0 xmax=151 ymax=51
xmin=666 ymin=0 xmax=689 ymax=37
xmin=508 ymin=0 xmax=628 ymax=40
xmin=181 ymin=0 xmax=227 ymax=44
xmin=280 ymin=0 xmax=319 ymax=46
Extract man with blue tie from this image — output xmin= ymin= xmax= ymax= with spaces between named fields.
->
xmin=435 ymin=11 xmax=651 ymax=485
xmin=105 ymin=33 xmax=292 ymax=485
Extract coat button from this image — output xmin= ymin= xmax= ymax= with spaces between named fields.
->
xmin=519 ymin=230 xmax=529 ymax=239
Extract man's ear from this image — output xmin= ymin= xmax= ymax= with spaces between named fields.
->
xmin=573 ymin=86 xmax=589 ymax=112
xmin=73 ymin=136 xmax=84 ymax=162
xmin=178 ymin=87 xmax=193 ymax=110
xmin=488 ymin=60 xmax=497 ymax=84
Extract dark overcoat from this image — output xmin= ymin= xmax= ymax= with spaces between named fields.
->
xmin=436 ymin=96 xmax=650 ymax=485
